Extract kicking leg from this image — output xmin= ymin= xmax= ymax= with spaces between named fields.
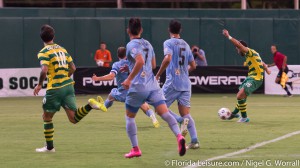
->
xmin=140 ymin=103 xmax=160 ymax=128
xmin=236 ymin=88 xmax=249 ymax=123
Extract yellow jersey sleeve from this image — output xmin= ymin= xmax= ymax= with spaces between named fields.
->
xmin=38 ymin=52 xmax=50 ymax=66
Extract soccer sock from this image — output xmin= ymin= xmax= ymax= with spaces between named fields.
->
xmin=284 ymin=87 xmax=291 ymax=95
xmin=44 ymin=121 xmax=54 ymax=150
xmin=237 ymin=99 xmax=247 ymax=118
xmin=104 ymin=99 xmax=113 ymax=108
xmin=168 ymin=110 xmax=183 ymax=123
xmin=74 ymin=104 xmax=92 ymax=123
xmin=232 ymin=104 xmax=239 ymax=115
xmin=183 ymin=114 xmax=198 ymax=143
xmin=160 ymin=112 xmax=181 ymax=136
xmin=145 ymin=109 xmax=154 ymax=117
xmin=126 ymin=116 xmax=138 ymax=147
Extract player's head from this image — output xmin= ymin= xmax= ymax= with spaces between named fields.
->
xmin=236 ymin=40 xmax=248 ymax=56
xmin=117 ymin=47 xmax=126 ymax=59
xmin=100 ymin=42 xmax=106 ymax=50
xmin=271 ymin=45 xmax=277 ymax=54
xmin=169 ymin=19 xmax=181 ymax=34
xmin=127 ymin=17 xmax=143 ymax=37
xmin=40 ymin=24 xmax=55 ymax=43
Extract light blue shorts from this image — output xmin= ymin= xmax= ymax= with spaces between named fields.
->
xmin=163 ymin=86 xmax=191 ymax=108
xmin=110 ymin=88 xmax=127 ymax=102
xmin=125 ymin=89 xmax=166 ymax=113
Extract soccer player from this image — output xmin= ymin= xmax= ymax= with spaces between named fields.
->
xmin=34 ymin=25 xmax=107 ymax=152
xmin=268 ymin=45 xmax=293 ymax=97
xmin=155 ymin=20 xmax=199 ymax=149
xmin=222 ymin=29 xmax=271 ymax=123
xmin=92 ymin=47 xmax=160 ymax=128
xmin=121 ymin=18 xmax=186 ymax=158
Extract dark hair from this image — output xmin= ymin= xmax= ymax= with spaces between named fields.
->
xmin=239 ymin=40 xmax=248 ymax=47
xmin=117 ymin=47 xmax=126 ymax=59
xmin=128 ymin=17 xmax=142 ymax=36
xmin=100 ymin=41 xmax=106 ymax=45
xmin=169 ymin=19 xmax=181 ymax=34
xmin=271 ymin=44 xmax=277 ymax=49
xmin=40 ymin=24 xmax=55 ymax=43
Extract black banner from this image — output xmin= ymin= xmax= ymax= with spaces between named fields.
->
xmin=74 ymin=66 xmax=264 ymax=94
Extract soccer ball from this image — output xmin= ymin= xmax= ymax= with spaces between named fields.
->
xmin=218 ymin=108 xmax=232 ymax=120
xmin=96 ymin=60 xmax=104 ymax=67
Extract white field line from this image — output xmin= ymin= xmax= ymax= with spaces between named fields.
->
xmin=184 ymin=130 xmax=300 ymax=168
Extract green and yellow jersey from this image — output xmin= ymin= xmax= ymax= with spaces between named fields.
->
xmin=244 ymin=48 xmax=264 ymax=81
xmin=38 ymin=43 xmax=74 ymax=90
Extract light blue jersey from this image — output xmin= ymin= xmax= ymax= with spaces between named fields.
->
xmin=126 ymin=38 xmax=160 ymax=92
xmin=163 ymin=38 xmax=194 ymax=91
xmin=111 ymin=59 xmax=129 ymax=91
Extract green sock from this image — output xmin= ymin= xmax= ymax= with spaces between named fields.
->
xmin=238 ymin=99 xmax=247 ymax=118
xmin=74 ymin=104 xmax=92 ymax=122
xmin=44 ymin=121 xmax=54 ymax=150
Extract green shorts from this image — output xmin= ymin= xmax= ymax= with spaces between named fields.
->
xmin=42 ymin=84 xmax=77 ymax=113
xmin=239 ymin=77 xmax=263 ymax=96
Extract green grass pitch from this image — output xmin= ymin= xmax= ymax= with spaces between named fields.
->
xmin=0 ymin=94 xmax=300 ymax=168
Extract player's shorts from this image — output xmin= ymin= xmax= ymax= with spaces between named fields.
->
xmin=110 ymin=88 xmax=127 ymax=102
xmin=42 ymin=84 xmax=77 ymax=113
xmin=277 ymin=66 xmax=289 ymax=78
xmin=125 ymin=89 xmax=166 ymax=113
xmin=239 ymin=77 xmax=263 ymax=96
xmin=163 ymin=86 xmax=191 ymax=108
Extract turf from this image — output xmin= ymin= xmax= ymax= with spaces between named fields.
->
xmin=0 ymin=94 xmax=299 ymax=168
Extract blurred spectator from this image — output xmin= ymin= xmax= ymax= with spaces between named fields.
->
xmin=94 ymin=42 xmax=112 ymax=67
xmin=191 ymin=45 xmax=207 ymax=66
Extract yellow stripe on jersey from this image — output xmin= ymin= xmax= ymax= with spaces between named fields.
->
xmin=37 ymin=43 xmax=74 ymax=90
xmin=245 ymin=48 xmax=264 ymax=80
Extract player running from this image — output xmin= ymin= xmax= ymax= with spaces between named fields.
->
xmin=34 ymin=25 xmax=107 ymax=152
xmin=121 ymin=17 xmax=186 ymax=158
xmin=222 ymin=29 xmax=271 ymax=123
xmin=92 ymin=47 xmax=160 ymax=128
xmin=155 ymin=20 xmax=199 ymax=149
xmin=268 ymin=45 xmax=293 ymax=97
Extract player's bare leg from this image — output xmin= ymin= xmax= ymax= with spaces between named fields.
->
xmin=140 ymin=103 xmax=160 ymax=128
xmin=178 ymin=104 xmax=199 ymax=149
xmin=156 ymin=103 xmax=186 ymax=156
xmin=36 ymin=112 xmax=56 ymax=152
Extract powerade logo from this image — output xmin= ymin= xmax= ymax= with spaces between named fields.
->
xmin=189 ymin=76 xmax=246 ymax=85
xmin=83 ymin=77 xmax=117 ymax=86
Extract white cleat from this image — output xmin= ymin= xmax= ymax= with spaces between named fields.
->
xmin=35 ymin=146 xmax=55 ymax=153
xmin=180 ymin=118 xmax=189 ymax=137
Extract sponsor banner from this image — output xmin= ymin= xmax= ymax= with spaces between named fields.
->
xmin=264 ymin=65 xmax=300 ymax=95
xmin=74 ymin=66 xmax=264 ymax=94
xmin=0 ymin=68 xmax=47 ymax=97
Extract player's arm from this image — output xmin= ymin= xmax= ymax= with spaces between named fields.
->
xmin=282 ymin=56 xmax=287 ymax=71
xmin=155 ymin=54 xmax=172 ymax=80
xmin=188 ymin=60 xmax=196 ymax=72
xmin=68 ymin=62 xmax=76 ymax=77
xmin=262 ymin=62 xmax=271 ymax=75
xmin=34 ymin=65 xmax=48 ymax=96
xmin=152 ymin=55 xmax=156 ymax=70
xmin=122 ymin=54 xmax=144 ymax=90
xmin=268 ymin=63 xmax=275 ymax=67
xmin=92 ymin=72 xmax=115 ymax=81
xmin=222 ymin=29 xmax=248 ymax=54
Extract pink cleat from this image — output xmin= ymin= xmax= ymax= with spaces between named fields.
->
xmin=177 ymin=134 xmax=186 ymax=156
xmin=124 ymin=146 xmax=142 ymax=158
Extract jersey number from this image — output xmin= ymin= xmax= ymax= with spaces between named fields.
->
xmin=179 ymin=48 xmax=185 ymax=66
xmin=54 ymin=51 xmax=67 ymax=67
xmin=143 ymin=48 xmax=149 ymax=64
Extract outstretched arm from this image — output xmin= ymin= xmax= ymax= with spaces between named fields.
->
xmin=92 ymin=72 xmax=115 ymax=81
xmin=223 ymin=29 xmax=248 ymax=54
xmin=263 ymin=62 xmax=271 ymax=75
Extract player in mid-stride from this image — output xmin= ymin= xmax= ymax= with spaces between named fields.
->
xmin=34 ymin=25 xmax=107 ymax=152
xmin=121 ymin=17 xmax=186 ymax=158
xmin=222 ymin=29 xmax=271 ymax=123
xmin=155 ymin=20 xmax=199 ymax=149
xmin=92 ymin=47 xmax=160 ymax=128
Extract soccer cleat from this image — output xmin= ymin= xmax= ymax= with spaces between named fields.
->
xmin=35 ymin=146 xmax=55 ymax=153
xmin=97 ymin=96 xmax=104 ymax=104
xmin=124 ymin=147 xmax=142 ymax=158
xmin=186 ymin=142 xmax=200 ymax=149
xmin=237 ymin=117 xmax=250 ymax=123
xmin=88 ymin=98 xmax=107 ymax=112
xmin=150 ymin=114 xmax=160 ymax=128
xmin=177 ymin=134 xmax=186 ymax=156
xmin=227 ymin=113 xmax=240 ymax=120
xmin=180 ymin=118 xmax=189 ymax=137
xmin=284 ymin=94 xmax=293 ymax=97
